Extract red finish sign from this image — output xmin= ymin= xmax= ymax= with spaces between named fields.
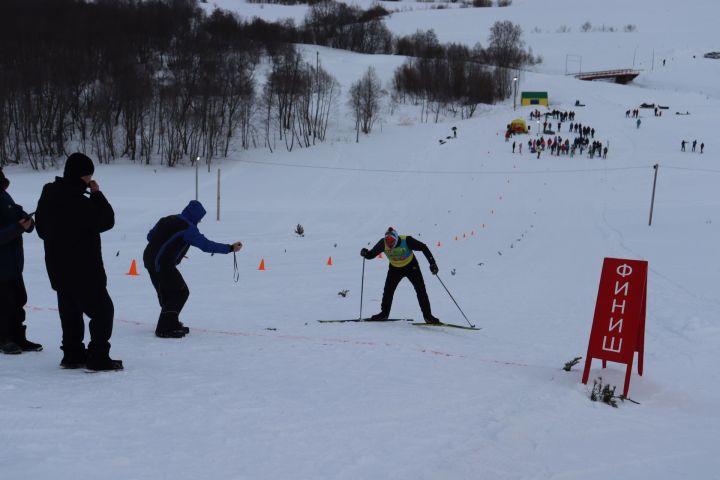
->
xmin=582 ymin=257 xmax=648 ymax=396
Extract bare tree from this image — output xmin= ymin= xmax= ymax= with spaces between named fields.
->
xmin=348 ymin=66 xmax=383 ymax=142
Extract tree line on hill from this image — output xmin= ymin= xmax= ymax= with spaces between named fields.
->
xmin=0 ymin=0 xmax=538 ymax=168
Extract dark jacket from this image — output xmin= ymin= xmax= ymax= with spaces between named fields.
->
xmin=0 ymin=190 xmax=33 ymax=281
xmin=143 ymin=201 xmax=231 ymax=273
xmin=35 ymin=176 xmax=115 ymax=290
xmin=363 ymin=235 xmax=436 ymax=268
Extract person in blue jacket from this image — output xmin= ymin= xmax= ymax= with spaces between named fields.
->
xmin=143 ymin=200 xmax=242 ymax=338
xmin=0 ymin=167 xmax=42 ymax=354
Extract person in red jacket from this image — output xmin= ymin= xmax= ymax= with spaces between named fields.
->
xmin=360 ymin=227 xmax=440 ymax=323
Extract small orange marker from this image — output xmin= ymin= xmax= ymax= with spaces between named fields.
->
xmin=126 ymin=259 xmax=139 ymax=276
xmin=327 ymin=256 xmax=333 ymax=266
xmin=258 ymin=259 xmax=266 ymax=270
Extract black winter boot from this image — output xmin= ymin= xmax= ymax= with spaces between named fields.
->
xmin=14 ymin=326 xmax=43 ymax=352
xmin=0 ymin=339 xmax=22 ymax=355
xmin=423 ymin=315 xmax=440 ymax=324
xmin=60 ymin=344 xmax=87 ymax=369
xmin=86 ymin=356 xmax=124 ymax=371
xmin=86 ymin=343 xmax=123 ymax=371
xmin=369 ymin=312 xmax=389 ymax=321
xmin=155 ymin=314 xmax=188 ymax=338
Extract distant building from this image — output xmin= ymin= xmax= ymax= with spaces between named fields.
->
xmin=521 ymin=91 xmax=549 ymax=107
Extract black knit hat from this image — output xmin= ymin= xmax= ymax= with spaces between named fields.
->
xmin=0 ymin=167 xmax=8 ymax=190
xmin=63 ymin=152 xmax=95 ymax=178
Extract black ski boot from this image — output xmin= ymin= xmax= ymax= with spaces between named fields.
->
xmin=14 ymin=326 xmax=43 ymax=352
xmin=423 ymin=315 xmax=440 ymax=324
xmin=369 ymin=312 xmax=389 ymax=321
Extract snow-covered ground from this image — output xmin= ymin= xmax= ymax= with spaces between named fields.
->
xmin=3 ymin=0 xmax=720 ymax=478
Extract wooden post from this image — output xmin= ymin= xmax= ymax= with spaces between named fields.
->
xmin=195 ymin=160 xmax=199 ymax=201
xmin=648 ymin=164 xmax=659 ymax=226
xmin=216 ymin=168 xmax=221 ymax=221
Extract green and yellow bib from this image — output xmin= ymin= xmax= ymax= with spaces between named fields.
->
xmin=384 ymin=235 xmax=414 ymax=268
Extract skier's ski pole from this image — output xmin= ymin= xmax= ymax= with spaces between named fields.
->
xmin=233 ymin=251 xmax=239 ymax=283
xmin=435 ymin=274 xmax=474 ymax=328
xmin=359 ymin=258 xmax=366 ymax=320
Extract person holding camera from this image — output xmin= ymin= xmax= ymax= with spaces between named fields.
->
xmin=35 ymin=153 xmax=122 ymax=371
xmin=0 ymin=167 xmax=42 ymax=354
xmin=360 ymin=227 xmax=440 ymax=324
xmin=143 ymin=200 xmax=242 ymax=338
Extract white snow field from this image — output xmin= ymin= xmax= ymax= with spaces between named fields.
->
xmin=3 ymin=0 xmax=720 ymax=479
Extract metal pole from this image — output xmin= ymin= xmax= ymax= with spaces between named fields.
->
xmin=216 ymin=168 xmax=221 ymax=221
xmin=649 ymin=164 xmax=659 ymax=226
xmin=359 ymin=258 xmax=366 ymax=320
xmin=513 ymin=76 xmax=518 ymax=110
xmin=435 ymin=275 xmax=474 ymax=328
xmin=195 ymin=160 xmax=199 ymax=201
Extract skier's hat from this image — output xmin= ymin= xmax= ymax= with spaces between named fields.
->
xmin=384 ymin=227 xmax=399 ymax=248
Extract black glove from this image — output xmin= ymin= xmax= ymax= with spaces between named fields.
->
xmin=430 ymin=263 xmax=439 ymax=275
xmin=360 ymin=248 xmax=369 ymax=258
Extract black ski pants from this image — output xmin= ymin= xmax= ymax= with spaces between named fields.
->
xmin=57 ymin=286 xmax=114 ymax=357
xmin=380 ymin=259 xmax=432 ymax=318
xmin=148 ymin=267 xmax=189 ymax=332
xmin=0 ymin=276 xmax=27 ymax=340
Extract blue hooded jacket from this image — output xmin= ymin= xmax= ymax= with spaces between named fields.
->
xmin=143 ymin=200 xmax=231 ymax=273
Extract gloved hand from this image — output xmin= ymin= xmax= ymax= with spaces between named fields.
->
xmin=360 ymin=248 xmax=369 ymax=257
xmin=430 ymin=263 xmax=439 ymax=275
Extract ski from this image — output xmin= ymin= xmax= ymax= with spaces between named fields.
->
xmin=318 ymin=318 xmax=413 ymax=323
xmin=412 ymin=322 xmax=480 ymax=330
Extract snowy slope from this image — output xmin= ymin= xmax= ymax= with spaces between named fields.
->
xmin=3 ymin=0 xmax=720 ymax=479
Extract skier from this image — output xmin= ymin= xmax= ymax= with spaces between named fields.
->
xmin=0 ymin=168 xmax=42 ymax=354
xmin=512 ymin=141 xmax=516 ymax=153
xmin=681 ymin=140 xmax=686 ymax=152
xmin=636 ymin=118 xmax=641 ymax=129
xmin=143 ymin=200 xmax=242 ymax=338
xmin=360 ymin=227 xmax=439 ymax=323
xmin=701 ymin=142 xmax=705 ymax=153
xmin=692 ymin=140 xmax=697 ymax=152
xmin=35 ymin=153 xmax=122 ymax=370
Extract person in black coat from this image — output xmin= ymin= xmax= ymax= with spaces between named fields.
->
xmin=35 ymin=153 xmax=122 ymax=371
xmin=0 ymin=168 xmax=42 ymax=354
xmin=360 ymin=227 xmax=440 ymax=323
xmin=143 ymin=200 xmax=242 ymax=338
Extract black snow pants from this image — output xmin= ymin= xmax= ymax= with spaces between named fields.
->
xmin=0 ymin=276 xmax=27 ymax=341
xmin=148 ymin=267 xmax=190 ymax=333
xmin=380 ymin=258 xmax=432 ymax=318
xmin=57 ymin=285 xmax=114 ymax=359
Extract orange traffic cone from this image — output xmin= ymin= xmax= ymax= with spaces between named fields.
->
xmin=126 ymin=259 xmax=139 ymax=276
xmin=258 ymin=259 xmax=266 ymax=271
xmin=327 ymin=256 xmax=333 ymax=266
